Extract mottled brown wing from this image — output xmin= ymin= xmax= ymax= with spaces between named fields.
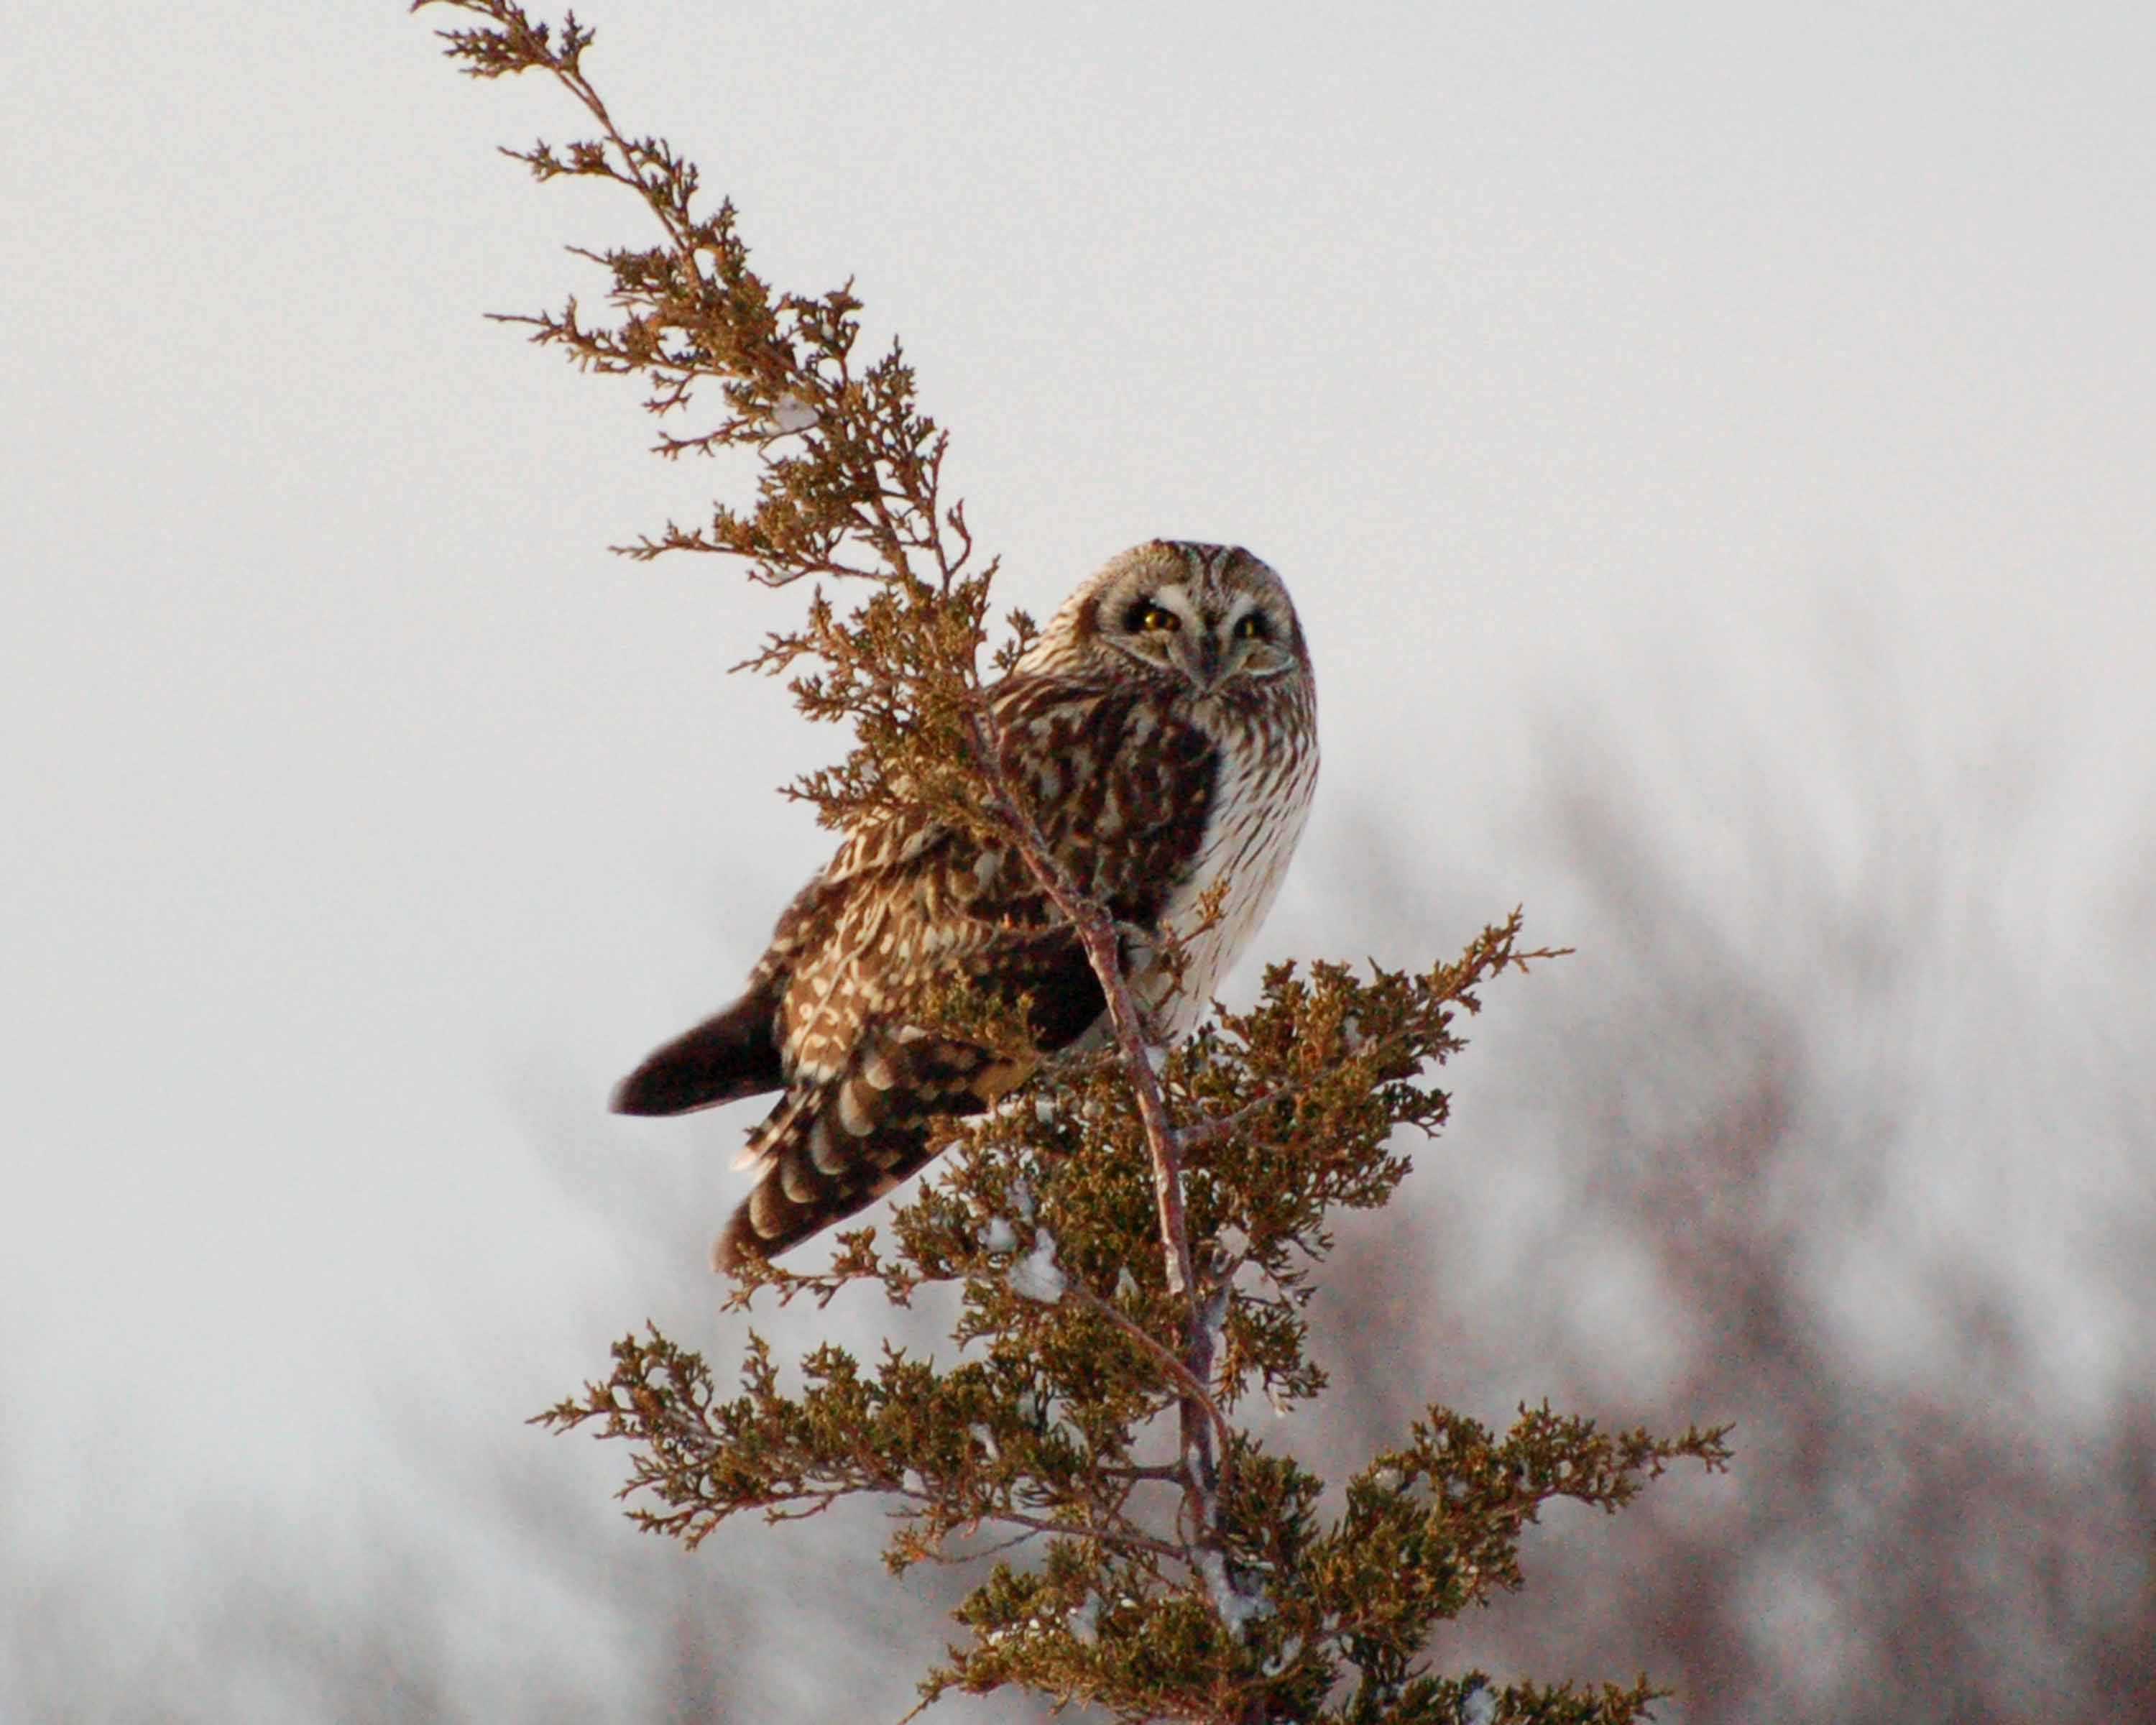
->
xmin=711 ymin=926 xmax=1103 ymax=1269
xmin=714 ymin=675 xmax=1218 ymax=1269
xmin=610 ymin=873 xmax=844 ymax=1116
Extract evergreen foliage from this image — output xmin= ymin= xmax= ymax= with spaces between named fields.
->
xmin=418 ymin=6 xmax=1729 ymax=1718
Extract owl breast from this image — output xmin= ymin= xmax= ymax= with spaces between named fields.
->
xmin=1133 ymin=689 xmax=1319 ymax=1038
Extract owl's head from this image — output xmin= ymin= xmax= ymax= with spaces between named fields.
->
xmin=1036 ymin=540 xmax=1311 ymax=696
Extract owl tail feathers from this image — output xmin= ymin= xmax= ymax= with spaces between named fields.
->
xmin=707 ymin=1034 xmax=1034 ymax=1273
xmin=711 ymin=1107 xmax=941 ymax=1274
xmin=611 ymin=988 xmax=786 ymax=1117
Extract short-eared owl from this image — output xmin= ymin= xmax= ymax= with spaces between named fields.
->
xmin=615 ymin=540 xmax=1319 ymax=1271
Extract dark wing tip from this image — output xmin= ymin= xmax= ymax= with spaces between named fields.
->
xmin=609 ymin=1059 xmax=704 ymax=1117
xmin=609 ymin=992 xmax=787 ymax=1117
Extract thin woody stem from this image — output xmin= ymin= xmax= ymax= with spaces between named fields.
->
xmin=966 ymin=711 xmax=1193 ymax=1297
xmin=1174 ymin=1080 xmax=1303 ymax=1154
xmin=1064 ymin=1284 xmax=1234 ymax=1468
xmin=966 ymin=707 xmax=1230 ymax=1554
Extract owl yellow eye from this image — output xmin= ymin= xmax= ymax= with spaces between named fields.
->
xmin=1125 ymin=600 xmax=1180 ymax=634
xmin=1233 ymin=613 xmax=1271 ymax=642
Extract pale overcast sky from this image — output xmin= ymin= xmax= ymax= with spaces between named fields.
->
xmin=5 ymin=4 xmax=2152 ymax=1719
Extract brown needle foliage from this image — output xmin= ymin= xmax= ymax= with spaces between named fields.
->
xmin=418 ymin=6 xmax=1728 ymax=1719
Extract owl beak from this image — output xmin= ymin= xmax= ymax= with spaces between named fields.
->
xmin=1189 ymin=631 xmax=1222 ymax=690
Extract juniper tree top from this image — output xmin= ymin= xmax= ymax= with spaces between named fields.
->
xmin=418 ymin=6 xmax=1728 ymax=1719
